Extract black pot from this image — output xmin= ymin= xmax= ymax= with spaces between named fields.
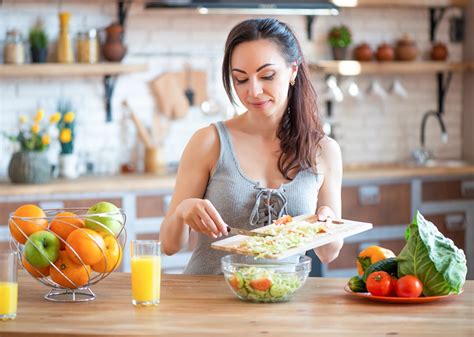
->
xmin=30 ymin=47 xmax=48 ymax=63
xmin=332 ymin=46 xmax=347 ymax=61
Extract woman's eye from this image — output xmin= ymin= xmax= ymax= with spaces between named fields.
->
xmin=235 ymin=78 xmax=248 ymax=84
xmin=262 ymin=74 xmax=275 ymax=80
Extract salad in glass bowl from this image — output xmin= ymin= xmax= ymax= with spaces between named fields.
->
xmin=221 ymin=254 xmax=311 ymax=303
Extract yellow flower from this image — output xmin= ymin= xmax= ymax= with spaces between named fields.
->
xmin=19 ymin=115 xmax=28 ymax=124
xmin=64 ymin=111 xmax=75 ymax=123
xmin=42 ymin=134 xmax=50 ymax=145
xmin=31 ymin=123 xmax=40 ymax=134
xmin=49 ymin=112 xmax=61 ymax=124
xmin=34 ymin=109 xmax=45 ymax=122
xmin=60 ymin=128 xmax=72 ymax=143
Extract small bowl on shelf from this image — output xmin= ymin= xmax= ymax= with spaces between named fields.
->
xmin=221 ymin=254 xmax=311 ymax=303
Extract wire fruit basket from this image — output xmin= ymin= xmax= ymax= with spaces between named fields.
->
xmin=9 ymin=205 xmax=127 ymax=302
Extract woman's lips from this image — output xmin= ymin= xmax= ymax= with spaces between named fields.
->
xmin=249 ymin=100 xmax=270 ymax=108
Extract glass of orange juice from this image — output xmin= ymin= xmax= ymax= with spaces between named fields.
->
xmin=130 ymin=240 xmax=161 ymax=306
xmin=0 ymin=251 xmax=18 ymax=320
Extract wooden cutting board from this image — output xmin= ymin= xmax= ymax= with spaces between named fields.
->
xmin=211 ymin=214 xmax=373 ymax=259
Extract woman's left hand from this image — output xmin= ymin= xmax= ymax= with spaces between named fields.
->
xmin=314 ymin=205 xmax=343 ymax=264
xmin=316 ymin=206 xmax=336 ymax=221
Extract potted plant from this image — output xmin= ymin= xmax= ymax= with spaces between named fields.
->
xmin=56 ymin=100 xmax=78 ymax=179
xmin=328 ymin=25 xmax=352 ymax=60
xmin=29 ymin=25 xmax=48 ymax=63
xmin=2 ymin=109 xmax=60 ymax=184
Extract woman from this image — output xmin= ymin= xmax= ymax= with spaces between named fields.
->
xmin=160 ymin=18 xmax=343 ymax=274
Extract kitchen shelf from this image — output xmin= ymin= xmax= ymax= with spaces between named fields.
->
xmin=0 ymin=63 xmax=148 ymax=122
xmin=0 ymin=63 xmax=147 ymax=77
xmin=332 ymin=0 xmax=468 ymax=8
xmin=310 ymin=61 xmax=473 ymax=76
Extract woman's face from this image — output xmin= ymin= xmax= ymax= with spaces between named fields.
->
xmin=230 ymin=39 xmax=296 ymax=118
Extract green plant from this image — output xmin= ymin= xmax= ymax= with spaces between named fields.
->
xmin=29 ymin=27 xmax=48 ymax=49
xmin=2 ymin=108 xmax=60 ymax=152
xmin=328 ymin=25 xmax=352 ymax=48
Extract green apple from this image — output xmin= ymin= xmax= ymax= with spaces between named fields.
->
xmin=24 ymin=230 xmax=60 ymax=268
xmin=85 ymin=201 xmax=123 ymax=236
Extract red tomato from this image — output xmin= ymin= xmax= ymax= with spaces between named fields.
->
xmin=366 ymin=271 xmax=393 ymax=296
xmin=249 ymin=278 xmax=272 ymax=291
xmin=229 ymin=275 xmax=240 ymax=290
xmin=389 ymin=276 xmax=398 ymax=297
xmin=395 ymin=275 xmax=423 ymax=298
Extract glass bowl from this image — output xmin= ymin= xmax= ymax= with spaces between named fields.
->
xmin=221 ymin=254 xmax=311 ymax=303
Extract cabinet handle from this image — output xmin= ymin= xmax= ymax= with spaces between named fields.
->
xmin=358 ymin=185 xmax=381 ymax=206
xmin=461 ymin=181 xmax=474 ymax=198
xmin=445 ymin=214 xmax=466 ymax=231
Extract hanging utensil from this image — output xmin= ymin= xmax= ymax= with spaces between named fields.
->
xmin=184 ymin=63 xmax=194 ymax=106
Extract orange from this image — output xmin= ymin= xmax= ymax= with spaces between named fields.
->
xmin=21 ymin=254 xmax=50 ymax=278
xmin=9 ymin=204 xmax=48 ymax=244
xmin=91 ymin=232 xmax=122 ymax=273
xmin=50 ymin=251 xmax=91 ymax=289
xmin=49 ymin=212 xmax=84 ymax=249
xmin=66 ymin=228 xmax=105 ymax=265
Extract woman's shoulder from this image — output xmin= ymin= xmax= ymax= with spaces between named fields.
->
xmin=316 ymin=136 xmax=342 ymax=172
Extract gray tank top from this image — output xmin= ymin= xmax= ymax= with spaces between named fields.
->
xmin=183 ymin=121 xmax=324 ymax=274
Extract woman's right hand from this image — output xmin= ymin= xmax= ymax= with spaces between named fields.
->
xmin=176 ymin=198 xmax=228 ymax=238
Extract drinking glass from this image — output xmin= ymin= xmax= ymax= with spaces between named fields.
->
xmin=0 ymin=251 xmax=18 ymax=320
xmin=130 ymin=240 xmax=161 ymax=306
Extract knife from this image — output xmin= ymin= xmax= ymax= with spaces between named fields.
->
xmin=226 ymin=226 xmax=273 ymax=237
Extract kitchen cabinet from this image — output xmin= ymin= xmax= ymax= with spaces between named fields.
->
xmin=326 ymin=176 xmax=474 ymax=278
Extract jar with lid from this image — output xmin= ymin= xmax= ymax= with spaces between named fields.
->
xmin=4 ymin=30 xmax=25 ymax=64
xmin=76 ymin=29 xmax=99 ymax=63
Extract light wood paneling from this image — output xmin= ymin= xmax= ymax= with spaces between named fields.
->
xmin=0 ymin=63 xmax=147 ymax=77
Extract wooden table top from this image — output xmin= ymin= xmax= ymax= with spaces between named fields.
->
xmin=0 ymin=272 xmax=472 ymax=337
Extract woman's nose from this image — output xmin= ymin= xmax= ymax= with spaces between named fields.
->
xmin=248 ymin=79 xmax=263 ymax=97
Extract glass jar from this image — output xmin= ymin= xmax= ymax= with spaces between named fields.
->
xmin=4 ymin=30 xmax=25 ymax=64
xmin=76 ymin=29 xmax=99 ymax=63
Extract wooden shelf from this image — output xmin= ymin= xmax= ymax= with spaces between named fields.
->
xmin=310 ymin=61 xmax=473 ymax=75
xmin=0 ymin=63 xmax=148 ymax=77
xmin=332 ymin=0 xmax=468 ymax=8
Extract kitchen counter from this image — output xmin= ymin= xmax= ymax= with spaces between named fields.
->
xmin=0 ymin=272 xmax=472 ymax=337
xmin=1 ymin=163 xmax=474 ymax=196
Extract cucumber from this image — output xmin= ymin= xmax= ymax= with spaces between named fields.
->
xmin=347 ymin=275 xmax=367 ymax=293
xmin=362 ymin=257 xmax=398 ymax=282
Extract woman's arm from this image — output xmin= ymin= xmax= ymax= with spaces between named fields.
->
xmin=314 ymin=136 xmax=343 ymax=264
xmin=160 ymin=125 xmax=227 ymax=256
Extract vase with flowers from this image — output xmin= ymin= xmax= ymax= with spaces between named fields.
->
xmin=57 ymin=102 xmax=78 ymax=179
xmin=3 ymin=109 xmax=60 ymax=184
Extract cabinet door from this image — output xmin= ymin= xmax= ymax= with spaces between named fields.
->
xmin=422 ymin=179 xmax=474 ymax=201
xmin=342 ymin=183 xmax=411 ymax=225
xmin=423 ymin=212 xmax=466 ymax=251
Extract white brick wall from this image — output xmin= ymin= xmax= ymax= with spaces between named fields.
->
xmin=0 ymin=1 xmax=464 ymax=177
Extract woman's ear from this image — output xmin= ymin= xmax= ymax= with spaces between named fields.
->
xmin=290 ymin=61 xmax=298 ymax=82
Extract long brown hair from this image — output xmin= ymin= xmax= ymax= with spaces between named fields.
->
xmin=222 ymin=18 xmax=324 ymax=180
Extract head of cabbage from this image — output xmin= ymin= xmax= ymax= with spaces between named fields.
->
xmin=397 ymin=211 xmax=467 ymax=296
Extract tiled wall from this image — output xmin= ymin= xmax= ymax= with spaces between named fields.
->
xmin=0 ymin=1 xmax=464 ymax=177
